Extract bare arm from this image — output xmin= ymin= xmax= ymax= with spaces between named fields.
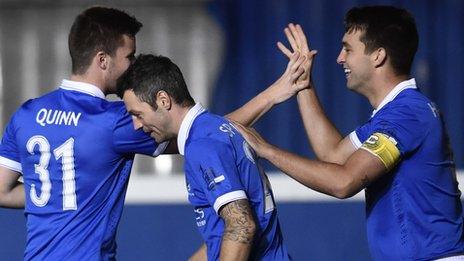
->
xmin=280 ymin=24 xmax=353 ymax=163
xmin=0 ymin=166 xmax=24 ymax=208
xmin=189 ymin=243 xmax=207 ymax=261
xmin=218 ymin=199 xmax=256 ymax=261
xmin=297 ymin=88 xmax=356 ymax=163
xmin=226 ymin=51 xmax=308 ymax=127
xmin=234 ymin=124 xmax=387 ymax=199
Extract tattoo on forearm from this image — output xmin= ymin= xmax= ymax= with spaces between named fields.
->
xmin=220 ymin=199 xmax=255 ymax=244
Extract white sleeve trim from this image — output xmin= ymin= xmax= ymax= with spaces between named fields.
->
xmin=0 ymin=156 xmax=22 ymax=173
xmin=153 ymin=141 xmax=169 ymax=157
xmin=213 ymin=190 xmax=248 ymax=213
xmin=349 ymin=131 xmax=362 ymax=149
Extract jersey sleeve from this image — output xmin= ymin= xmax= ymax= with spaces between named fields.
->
xmin=352 ymin=104 xmax=428 ymax=157
xmin=187 ymin=139 xmax=247 ymax=213
xmin=0 ymin=115 xmax=22 ymax=173
xmin=112 ymin=105 xmax=167 ymax=156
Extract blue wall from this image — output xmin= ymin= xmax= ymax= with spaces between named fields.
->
xmin=0 ymin=202 xmax=370 ymax=260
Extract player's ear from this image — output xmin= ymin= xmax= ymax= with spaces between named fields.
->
xmin=156 ymin=91 xmax=172 ymax=110
xmin=372 ymin=47 xmax=387 ymax=68
xmin=96 ymin=51 xmax=108 ymax=70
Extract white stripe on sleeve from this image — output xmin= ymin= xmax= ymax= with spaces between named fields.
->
xmin=213 ymin=190 xmax=248 ymax=213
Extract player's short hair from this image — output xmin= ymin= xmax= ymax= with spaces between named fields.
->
xmin=344 ymin=6 xmax=418 ymax=76
xmin=69 ymin=6 xmax=142 ymax=75
xmin=116 ymin=54 xmax=195 ymax=109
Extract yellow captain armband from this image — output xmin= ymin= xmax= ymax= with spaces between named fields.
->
xmin=361 ymin=133 xmax=401 ymax=171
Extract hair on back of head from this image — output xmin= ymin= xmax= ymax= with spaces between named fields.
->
xmin=117 ymin=54 xmax=195 ymax=109
xmin=68 ymin=6 xmax=142 ymax=75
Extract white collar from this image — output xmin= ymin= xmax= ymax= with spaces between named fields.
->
xmin=371 ymin=78 xmax=417 ymax=117
xmin=60 ymin=79 xmax=106 ymax=99
xmin=177 ymin=103 xmax=206 ymax=155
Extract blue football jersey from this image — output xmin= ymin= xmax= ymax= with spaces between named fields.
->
xmin=0 ymin=80 xmax=163 ymax=260
xmin=179 ymin=104 xmax=290 ymax=261
xmin=349 ymin=79 xmax=464 ymax=260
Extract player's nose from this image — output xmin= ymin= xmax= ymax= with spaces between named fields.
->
xmin=336 ymin=50 xmax=345 ymax=64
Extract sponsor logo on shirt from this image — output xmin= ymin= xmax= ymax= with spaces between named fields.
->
xmin=187 ymin=183 xmax=195 ymax=197
xmin=194 ymin=207 xmax=206 ymax=227
xmin=219 ymin=123 xmax=236 ymax=137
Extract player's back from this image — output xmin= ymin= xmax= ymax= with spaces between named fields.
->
xmin=0 ymin=81 xmax=157 ymax=260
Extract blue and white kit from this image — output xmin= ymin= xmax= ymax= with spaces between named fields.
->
xmin=179 ymin=104 xmax=290 ymax=260
xmin=0 ymin=80 xmax=165 ymax=260
xmin=350 ymin=79 xmax=464 ymax=260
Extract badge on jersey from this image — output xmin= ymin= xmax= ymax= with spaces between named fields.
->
xmin=202 ymin=168 xmax=225 ymax=191
xmin=361 ymin=132 xmax=401 ymax=171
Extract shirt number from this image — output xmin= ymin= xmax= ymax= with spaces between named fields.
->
xmin=27 ymin=136 xmax=77 ymax=210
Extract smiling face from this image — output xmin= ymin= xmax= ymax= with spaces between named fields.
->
xmin=122 ymin=89 xmax=173 ymax=143
xmin=336 ymin=30 xmax=374 ymax=92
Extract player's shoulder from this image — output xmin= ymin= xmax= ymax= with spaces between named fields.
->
xmin=189 ymin=112 xmax=236 ymax=143
xmin=185 ymin=137 xmax=232 ymax=164
xmin=22 ymin=89 xmax=60 ymax=105
xmin=395 ymin=89 xmax=432 ymax=110
xmin=103 ymin=100 xmax=127 ymax=116
xmin=186 ymin=113 xmax=234 ymax=151
xmin=13 ymin=90 xmax=61 ymax=117
xmin=380 ymin=89 xmax=436 ymax=120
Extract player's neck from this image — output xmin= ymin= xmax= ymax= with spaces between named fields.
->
xmin=171 ymin=104 xmax=194 ymax=137
xmin=70 ymin=73 xmax=107 ymax=95
xmin=366 ymin=73 xmax=410 ymax=109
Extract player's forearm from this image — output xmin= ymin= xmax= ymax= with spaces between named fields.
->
xmin=219 ymin=199 xmax=256 ymax=261
xmin=0 ymin=182 xmax=25 ymax=209
xmin=189 ymin=243 xmax=207 ymax=261
xmin=297 ymin=88 xmax=345 ymax=163
xmin=220 ymin=237 xmax=253 ymax=261
xmin=225 ymin=90 xmax=274 ymax=127
xmin=261 ymin=143 xmax=359 ymax=199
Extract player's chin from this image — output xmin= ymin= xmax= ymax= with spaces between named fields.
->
xmin=151 ymin=133 xmax=167 ymax=143
xmin=346 ymin=79 xmax=357 ymax=91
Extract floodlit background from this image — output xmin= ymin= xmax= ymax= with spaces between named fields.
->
xmin=0 ymin=0 xmax=463 ymax=260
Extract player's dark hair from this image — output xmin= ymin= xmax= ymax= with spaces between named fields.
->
xmin=344 ymin=6 xmax=418 ymax=76
xmin=69 ymin=6 xmax=142 ymax=75
xmin=116 ymin=54 xmax=195 ymax=109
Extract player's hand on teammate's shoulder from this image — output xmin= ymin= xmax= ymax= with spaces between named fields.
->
xmin=232 ymin=121 xmax=270 ymax=158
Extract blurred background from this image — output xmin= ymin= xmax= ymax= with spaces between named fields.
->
xmin=0 ymin=0 xmax=463 ymax=260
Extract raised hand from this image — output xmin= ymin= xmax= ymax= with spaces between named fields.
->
xmin=278 ymin=23 xmax=317 ymax=86
xmin=264 ymin=50 xmax=310 ymax=105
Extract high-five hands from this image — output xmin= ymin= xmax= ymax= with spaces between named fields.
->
xmin=278 ymin=23 xmax=317 ymax=86
xmin=265 ymin=51 xmax=308 ymax=105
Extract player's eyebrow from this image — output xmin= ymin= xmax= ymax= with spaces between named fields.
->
xmin=128 ymin=109 xmax=141 ymax=116
xmin=342 ymin=41 xmax=351 ymax=48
